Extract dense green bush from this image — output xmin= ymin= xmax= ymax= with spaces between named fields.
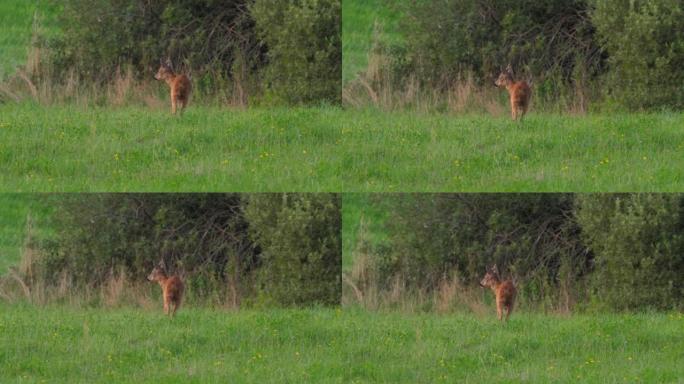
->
xmin=576 ymin=194 xmax=684 ymax=310
xmin=38 ymin=194 xmax=254 ymax=292
xmin=50 ymin=0 xmax=262 ymax=86
xmin=592 ymin=0 xmax=684 ymax=109
xmin=366 ymin=0 xmax=684 ymax=110
xmin=379 ymin=194 xmax=590 ymax=306
xmin=360 ymin=193 xmax=684 ymax=311
xmin=33 ymin=193 xmax=341 ymax=307
xmin=45 ymin=0 xmax=340 ymax=105
xmin=388 ymin=0 xmax=602 ymax=95
xmin=245 ymin=193 xmax=341 ymax=306
xmin=251 ymin=0 xmax=341 ymax=104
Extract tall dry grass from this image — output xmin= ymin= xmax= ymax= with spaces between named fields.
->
xmin=0 ymin=217 xmax=159 ymax=309
xmin=342 ymin=39 xmax=506 ymax=113
xmin=0 ymin=245 xmax=155 ymax=308
xmin=343 ymin=218 xmax=491 ymax=314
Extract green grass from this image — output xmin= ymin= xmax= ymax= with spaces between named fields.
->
xmin=342 ymin=0 xmax=402 ymax=83
xmin=0 ymin=304 xmax=348 ymax=383
xmin=342 ymin=194 xmax=389 ymax=271
xmin=0 ymin=194 xmax=53 ymax=274
xmin=2 ymin=104 xmax=683 ymax=192
xmin=0 ymin=104 xmax=348 ymax=192
xmin=2 ymin=304 xmax=683 ymax=383
xmin=0 ymin=1 xmax=59 ymax=79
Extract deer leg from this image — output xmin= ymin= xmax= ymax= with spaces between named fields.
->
xmin=496 ymin=302 xmax=503 ymax=321
xmin=505 ymin=304 xmax=513 ymax=321
xmin=172 ymin=299 xmax=181 ymax=317
xmin=163 ymin=298 xmax=169 ymax=316
xmin=171 ymin=92 xmax=178 ymax=115
xmin=518 ymin=106 xmax=526 ymax=122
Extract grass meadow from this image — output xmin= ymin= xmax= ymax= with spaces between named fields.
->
xmin=2 ymin=196 xmax=684 ymax=383
xmin=0 ymin=303 xmax=682 ymax=383
xmin=0 ymin=1 xmax=682 ymax=191
xmin=2 ymin=104 xmax=684 ymax=192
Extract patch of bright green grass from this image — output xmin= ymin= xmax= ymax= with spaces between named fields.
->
xmin=0 ymin=305 xmax=350 ymax=383
xmin=342 ymin=0 xmax=402 ymax=83
xmin=0 ymin=194 xmax=53 ymax=274
xmin=342 ymin=194 xmax=390 ymax=271
xmin=0 ymin=1 xmax=59 ymax=79
xmin=0 ymin=104 xmax=349 ymax=192
xmin=1 ymin=104 xmax=683 ymax=192
xmin=2 ymin=304 xmax=682 ymax=383
xmin=338 ymin=309 xmax=684 ymax=383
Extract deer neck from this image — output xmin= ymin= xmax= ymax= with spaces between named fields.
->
xmin=156 ymin=275 xmax=169 ymax=287
xmin=489 ymin=279 xmax=503 ymax=293
xmin=163 ymin=74 xmax=178 ymax=87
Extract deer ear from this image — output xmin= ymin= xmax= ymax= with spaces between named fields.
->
xmin=506 ymin=64 xmax=513 ymax=73
xmin=492 ymin=264 xmax=499 ymax=274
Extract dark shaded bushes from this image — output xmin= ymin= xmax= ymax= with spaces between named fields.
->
xmin=251 ymin=0 xmax=341 ymax=104
xmin=592 ymin=0 xmax=684 ymax=109
xmin=40 ymin=0 xmax=340 ymax=105
xmin=350 ymin=194 xmax=684 ymax=312
xmin=245 ymin=193 xmax=342 ymax=306
xmin=577 ymin=194 xmax=684 ymax=310
xmin=23 ymin=193 xmax=341 ymax=307
xmin=349 ymin=0 xmax=684 ymax=110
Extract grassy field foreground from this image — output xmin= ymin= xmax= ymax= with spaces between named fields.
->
xmin=1 ymin=305 xmax=682 ymax=383
xmin=1 ymin=103 xmax=683 ymax=191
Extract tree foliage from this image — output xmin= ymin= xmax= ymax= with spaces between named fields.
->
xmin=34 ymin=193 xmax=341 ymax=307
xmin=391 ymin=0 xmax=602 ymax=95
xmin=576 ymin=194 xmax=684 ymax=310
xmin=50 ymin=0 xmax=262 ymax=85
xmin=365 ymin=193 xmax=684 ymax=311
xmin=381 ymin=194 xmax=589 ymax=306
xmin=245 ymin=193 xmax=341 ymax=306
xmin=591 ymin=0 xmax=684 ymax=109
xmin=251 ymin=0 xmax=342 ymax=104
xmin=381 ymin=0 xmax=684 ymax=109
xmin=46 ymin=0 xmax=341 ymax=105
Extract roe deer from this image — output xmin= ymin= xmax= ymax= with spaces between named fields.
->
xmin=479 ymin=264 xmax=517 ymax=321
xmin=154 ymin=58 xmax=192 ymax=115
xmin=147 ymin=262 xmax=184 ymax=317
xmin=495 ymin=64 xmax=531 ymax=121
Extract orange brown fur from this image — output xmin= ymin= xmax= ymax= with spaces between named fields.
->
xmin=495 ymin=65 xmax=531 ymax=121
xmin=480 ymin=265 xmax=517 ymax=321
xmin=154 ymin=60 xmax=192 ymax=115
xmin=147 ymin=265 xmax=184 ymax=317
